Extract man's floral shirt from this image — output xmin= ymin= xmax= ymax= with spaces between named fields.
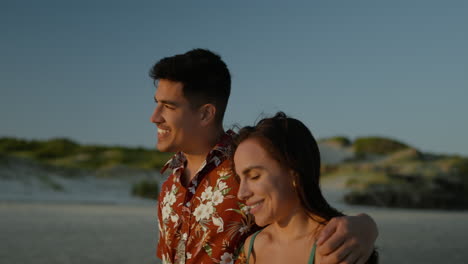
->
xmin=156 ymin=131 xmax=255 ymax=264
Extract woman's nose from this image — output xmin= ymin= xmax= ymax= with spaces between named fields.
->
xmin=237 ymin=180 xmax=252 ymax=201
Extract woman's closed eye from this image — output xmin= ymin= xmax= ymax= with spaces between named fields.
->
xmin=249 ymin=174 xmax=260 ymax=180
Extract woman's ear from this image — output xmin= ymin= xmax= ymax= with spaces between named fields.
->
xmin=199 ymin=103 xmax=217 ymax=126
xmin=289 ymin=169 xmax=299 ymax=188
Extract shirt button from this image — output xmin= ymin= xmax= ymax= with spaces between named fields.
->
xmin=186 ymin=202 xmax=191 ymax=207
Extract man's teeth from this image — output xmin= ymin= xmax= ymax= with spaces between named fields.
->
xmin=158 ymin=129 xmax=169 ymax=134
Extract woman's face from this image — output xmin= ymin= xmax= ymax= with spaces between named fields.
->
xmin=234 ymin=137 xmax=300 ymax=227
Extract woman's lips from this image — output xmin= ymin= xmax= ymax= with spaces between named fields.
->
xmin=248 ymin=201 xmax=264 ymax=215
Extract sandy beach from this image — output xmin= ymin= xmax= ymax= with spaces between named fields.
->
xmin=0 ymin=202 xmax=159 ymax=264
xmin=1 ymin=174 xmax=467 ymax=264
xmin=0 ymin=167 xmax=468 ymax=264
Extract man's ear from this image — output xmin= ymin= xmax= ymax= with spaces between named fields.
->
xmin=199 ymin=104 xmax=217 ymax=126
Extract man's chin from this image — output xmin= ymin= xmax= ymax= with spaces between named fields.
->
xmin=156 ymin=144 xmax=168 ymax=152
xmin=157 ymin=143 xmax=176 ymax=153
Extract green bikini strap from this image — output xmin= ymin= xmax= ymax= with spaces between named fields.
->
xmin=246 ymin=230 xmax=262 ymax=264
xmin=308 ymin=243 xmax=317 ymax=264
xmin=245 ymin=231 xmax=315 ymax=264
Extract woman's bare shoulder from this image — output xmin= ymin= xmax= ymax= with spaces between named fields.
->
xmin=253 ymin=226 xmax=274 ymax=248
xmin=242 ymin=228 xmax=271 ymax=253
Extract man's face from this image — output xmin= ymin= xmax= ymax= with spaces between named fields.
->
xmin=150 ymin=79 xmax=202 ymax=153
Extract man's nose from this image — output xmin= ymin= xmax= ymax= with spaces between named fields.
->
xmin=150 ymin=105 xmax=163 ymax=124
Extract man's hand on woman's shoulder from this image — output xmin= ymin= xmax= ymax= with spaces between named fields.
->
xmin=316 ymin=213 xmax=378 ymax=264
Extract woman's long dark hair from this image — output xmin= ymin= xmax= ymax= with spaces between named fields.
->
xmin=232 ymin=112 xmax=378 ymax=263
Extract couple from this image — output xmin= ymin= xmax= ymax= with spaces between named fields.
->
xmin=150 ymin=49 xmax=378 ymax=264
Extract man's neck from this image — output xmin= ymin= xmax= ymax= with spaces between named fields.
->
xmin=181 ymin=127 xmax=225 ymax=186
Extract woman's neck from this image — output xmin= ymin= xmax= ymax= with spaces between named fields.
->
xmin=268 ymin=208 xmax=322 ymax=243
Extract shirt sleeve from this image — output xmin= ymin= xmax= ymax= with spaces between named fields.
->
xmin=234 ymin=242 xmax=247 ymax=264
xmin=156 ymin=191 xmax=164 ymax=259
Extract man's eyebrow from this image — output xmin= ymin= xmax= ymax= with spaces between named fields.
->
xmin=153 ymin=96 xmax=179 ymax=106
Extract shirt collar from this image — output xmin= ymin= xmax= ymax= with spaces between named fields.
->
xmin=160 ymin=130 xmax=235 ymax=174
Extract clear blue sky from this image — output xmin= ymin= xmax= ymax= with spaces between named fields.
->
xmin=1 ymin=0 xmax=467 ymax=155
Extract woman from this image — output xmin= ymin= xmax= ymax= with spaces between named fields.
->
xmin=233 ymin=112 xmax=378 ymax=264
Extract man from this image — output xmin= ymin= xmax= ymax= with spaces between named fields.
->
xmin=150 ymin=49 xmax=378 ymax=264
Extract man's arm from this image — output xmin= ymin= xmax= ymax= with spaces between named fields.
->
xmin=316 ymin=213 xmax=378 ymax=264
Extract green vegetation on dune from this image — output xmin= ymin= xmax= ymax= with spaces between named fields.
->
xmin=35 ymin=138 xmax=80 ymax=159
xmin=353 ymin=136 xmax=410 ymax=156
xmin=0 ymin=137 xmax=43 ymax=153
xmin=0 ymin=137 xmax=171 ymax=199
xmin=0 ymin=137 xmax=172 ymax=171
